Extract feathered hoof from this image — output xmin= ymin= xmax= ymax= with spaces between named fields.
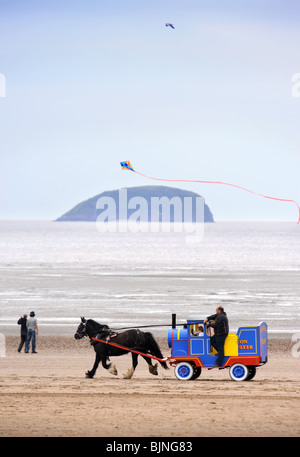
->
xmin=108 ymin=364 xmax=118 ymax=376
xmin=123 ymin=366 xmax=134 ymax=379
xmin=149 ymin=363 xmax=158 ymax=376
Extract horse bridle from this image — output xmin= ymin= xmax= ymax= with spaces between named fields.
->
xmin=75 ymin=322 xmax=87 ymax=339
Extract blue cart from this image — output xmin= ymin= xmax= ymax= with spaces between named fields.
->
xmin=167 ymin=316 xmax=268 ymax=381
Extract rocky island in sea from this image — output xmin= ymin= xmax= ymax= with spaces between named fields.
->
xmin=56 ymin=185 xmax=214 ymax=223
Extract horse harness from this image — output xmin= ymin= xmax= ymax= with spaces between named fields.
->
xmin=91 ymin=330 xmax=118 ymax=345
xmin=91 ymin=328 xmax=142 ymax=349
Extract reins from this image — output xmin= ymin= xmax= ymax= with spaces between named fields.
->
xmin=110 ymin=323 xmax=185 ymax=331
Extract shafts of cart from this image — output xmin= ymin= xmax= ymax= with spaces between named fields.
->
xmin=91 ymin=337 xmax=171 ymax=364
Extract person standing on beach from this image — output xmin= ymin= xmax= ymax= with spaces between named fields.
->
xmin=204 ymin=306 xmax=229 ymax=368
xmin=25 ymin=311 xmax=38 ymax=353
xmin=17 ymin=314 xmax=28 ymax=352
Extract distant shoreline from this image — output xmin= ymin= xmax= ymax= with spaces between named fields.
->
xmin=1 ymin=326 xmax=297 ymax=340
xmin=4 ymin=334 xmax=295 ymax=356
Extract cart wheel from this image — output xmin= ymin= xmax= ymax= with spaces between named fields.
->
xmin=229 ymin=363 xmax=249 ymax=381
xmin=245 ymin=366 xmax=256 ymax=381
xmin=191 ymin=366 xmax=202 ymax=380
xmin=175 ymin=362 xmax=194 ymax=381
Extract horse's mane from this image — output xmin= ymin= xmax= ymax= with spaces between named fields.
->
xmin=87 ymin=319 xmax=109 ymax=332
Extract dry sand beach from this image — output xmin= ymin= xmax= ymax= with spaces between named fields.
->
xmin=1 ymin=335 xmax=299 ymax=438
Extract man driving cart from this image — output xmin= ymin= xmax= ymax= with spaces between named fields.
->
xmin=204 ymin=306 xmax=229 ymax=368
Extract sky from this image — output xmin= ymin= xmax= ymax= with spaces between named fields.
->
xmin=0 ymin=0 xmax=300 ymax=222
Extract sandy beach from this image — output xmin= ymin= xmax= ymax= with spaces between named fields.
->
xmin=0 ymin=335 xmax=299 ymax=438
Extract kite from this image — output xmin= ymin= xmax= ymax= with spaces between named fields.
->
xmin=120 ymin=160 xmax=134 ymax=172
xmin=165 ymin=23 xmax=175 ymax=29
xmin=120 ymin=160 xmax=300 ymax=224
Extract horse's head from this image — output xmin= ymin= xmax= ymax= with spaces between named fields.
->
xmin=74 ymin=317 xmax=88 ymax=340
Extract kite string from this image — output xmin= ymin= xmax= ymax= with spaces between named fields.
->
xmin=134 ymin=170 xmax=300 ymax=224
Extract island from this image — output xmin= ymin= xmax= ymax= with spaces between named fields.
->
xmin=56 ymin=185 xmax=214 ymax=223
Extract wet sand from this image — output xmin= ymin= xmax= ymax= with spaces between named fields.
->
xmin=0 ymin=336 xmax=299 ymax=437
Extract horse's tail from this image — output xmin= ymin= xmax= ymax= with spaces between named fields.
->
xmin=144 ymin=332 xmax=169 ymax=370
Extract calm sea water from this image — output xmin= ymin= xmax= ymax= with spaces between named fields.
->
xmin=0 ymin=220 xmax=299 ymax=337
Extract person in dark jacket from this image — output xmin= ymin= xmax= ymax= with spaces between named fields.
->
xmin=17 ymin=314 xmax=28 ymax=352
xmin=204 ymin=306 xmax=229 ymax=368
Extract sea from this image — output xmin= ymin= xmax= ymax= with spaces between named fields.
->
xmin=0 ymin=220 xmax=299 ymax=338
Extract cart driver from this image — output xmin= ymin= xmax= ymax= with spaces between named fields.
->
xmin=204 ymin=306 xmax=229 ymax=368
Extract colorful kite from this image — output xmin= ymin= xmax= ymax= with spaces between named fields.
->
xmin=120 ymin=160 xmax=300 ymax=224
xmin=120 ymin=160 xmax=135 ymax=172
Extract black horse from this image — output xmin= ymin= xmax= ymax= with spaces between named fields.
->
xmin=74 ymin=317 xmax=168 ymax=379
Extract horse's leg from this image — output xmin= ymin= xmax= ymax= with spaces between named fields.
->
xmin=86 ymin=352 xmax=101 ymax=378
xmin=102 ymin=356 xmax=118 ymax=376
xmin=108 ymin=363 xmax=118 ymax=376
xmin=141 ymin=354 xmax=158 ymax=375
xmin=123 ymin=352 xmax=138 ymax=379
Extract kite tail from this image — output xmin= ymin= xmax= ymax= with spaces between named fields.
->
xmin=294 ymin=202 xmax=300 ymax=224
xmin=134 ymin=170 xmax=300 ymax=224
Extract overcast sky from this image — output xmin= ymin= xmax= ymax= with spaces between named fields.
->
xmin=0 ymin=0 xmax=299 ymax=222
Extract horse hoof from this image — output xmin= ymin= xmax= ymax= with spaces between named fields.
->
xmin=108 ymin=364 xmax=118 ymax=376
xmin=149 ymin=363 xmax=158 ymax=376
xmin=85 ymin=371 xmax=94 ymax=379
xmin=123 ymin=367 xmax=134 ymax=379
